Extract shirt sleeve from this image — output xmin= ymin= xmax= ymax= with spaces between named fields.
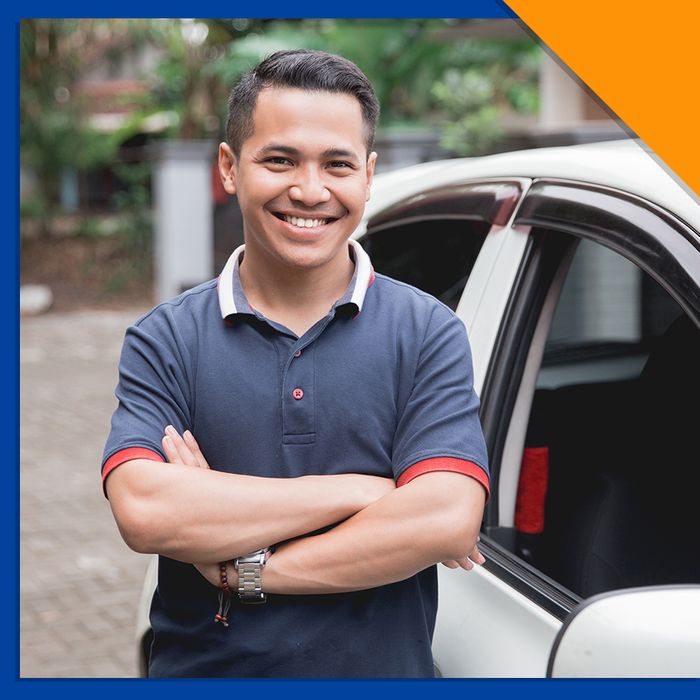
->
xmin=101 ymin=307 xmax=194 ymax=496
xmin=391 ymin=307 xmax=490 ymax=498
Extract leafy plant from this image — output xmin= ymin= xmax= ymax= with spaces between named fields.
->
xmin=432 ymin=69 xmax=503 ymax=156
xmin=20 ymin=19 xmax=155 ymax=235
xmin=431 ymin=37 xmax=540 ymax=156
xmin=109 ymin=161 xmax=153 ymax=276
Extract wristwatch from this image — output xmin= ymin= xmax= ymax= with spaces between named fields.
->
xmin=234 ymin=548 xmax=272 ymax=603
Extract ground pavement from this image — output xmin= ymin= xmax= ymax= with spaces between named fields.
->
xmin=20 ymin=307 xmax=153 ymax=678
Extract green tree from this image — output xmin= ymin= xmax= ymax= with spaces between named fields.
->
xmin=20 ymin=19 xmax=155 ymax=234
xmin=20 ymin=18 xmax=541 ymax=232
xmin=432 ymin=37 xmax=540 ymax=156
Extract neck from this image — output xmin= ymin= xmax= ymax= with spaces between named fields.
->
xmin=239 ymin=243 xmax=355 ymax=328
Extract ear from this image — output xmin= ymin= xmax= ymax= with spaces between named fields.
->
xmin=218 ymin=142 xmax=238 ymax=196
xmin=365 ymin=151 xmax=377 ymax=202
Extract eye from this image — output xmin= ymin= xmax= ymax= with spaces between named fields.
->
xmin=327 ymin=161 xmax=355 ymax=171
xmin=264 ymin=157 xmax=293 ymax=167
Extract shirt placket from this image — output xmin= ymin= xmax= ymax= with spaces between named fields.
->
xmin=281 ymin=340 xmax=316 ymax=444
xmin=280 ymin=313 xmax=340 ymax=445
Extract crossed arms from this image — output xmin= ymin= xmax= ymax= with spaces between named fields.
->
xmin=106 ymin=427 xmax=486 ymax=595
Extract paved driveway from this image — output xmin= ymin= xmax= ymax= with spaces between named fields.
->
xmin=20 ymin=308 xmax=152 ymax=678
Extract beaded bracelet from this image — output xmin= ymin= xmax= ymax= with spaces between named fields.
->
xmin=214 ymin=561 xmax=232 ymax=627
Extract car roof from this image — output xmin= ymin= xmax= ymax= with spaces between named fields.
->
xmin=369 ymin=140 xmax=700 ymax=233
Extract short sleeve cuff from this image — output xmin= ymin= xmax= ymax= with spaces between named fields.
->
xmin=397 ymin=457 xmax=490 ymax=500
xmin=101 ymin=447 xmax=164 ymax=498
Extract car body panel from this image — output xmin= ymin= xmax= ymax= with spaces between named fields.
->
xmin=548 ymin=587 xmax=700 ymax=677
xmin=433 ymin=564 xmax=560 ymax=678
xmin=460 ymin=222 xmax=531 ymax=391
xmin=366 ymin=140 xmax=700 ymax=234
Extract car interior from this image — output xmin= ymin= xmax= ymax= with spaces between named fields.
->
xmin=513 ymin=236 xmax=700 ymax=598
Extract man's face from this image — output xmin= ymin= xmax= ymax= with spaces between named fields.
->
xmin=219 ymin=87 xmax=376 ymax=273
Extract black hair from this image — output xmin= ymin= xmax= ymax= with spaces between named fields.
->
xmin=226 ymin=49 xmax=380 ymax=157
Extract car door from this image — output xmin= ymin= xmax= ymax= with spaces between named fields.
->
xmin=433 ymin=178 xmax=700 ymax=677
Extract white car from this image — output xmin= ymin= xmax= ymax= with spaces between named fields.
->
xmin=136 ymin=139 xmax=700 ymax=677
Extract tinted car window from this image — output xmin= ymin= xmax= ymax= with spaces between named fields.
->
xmin=518 ymin=235 xmax=700 ymax=598
xmin=480 ymin=182 xmax=700 ymax=610
xmin=361 ymin=219 xmax=489 ymax=310
xmin=537 ymin=238 xmax=674 ymax=389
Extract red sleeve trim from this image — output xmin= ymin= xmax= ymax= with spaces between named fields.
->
xmin=101 ymin=447 xmax=164 ymax=497
xmin=397 ymin=457 xmax=490 ymax=500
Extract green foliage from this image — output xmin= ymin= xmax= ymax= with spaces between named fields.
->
xmin=208 ymin=19 xmax=467 ymax=127
xmin=173 ymin=19 xmax=540 ymax=138
xmin=430 ymin=38 xmax=540 ymax=155
xmin=298 ymin=19 xmax=448 ymax=123
xmin=432 ymin=69 xmax=503 ymax=156
xmin=20 ymin=18 xmax=541 ymax=241
xmin=20 ymin=19 xmax=154 ymax=233
xmin=75 ymin=216 xmax=102 ymax=240
xmin=109 ymin=161 xmax=153 ymax=275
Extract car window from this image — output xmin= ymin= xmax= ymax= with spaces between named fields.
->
xmin=360 ymin=219 xmax=489 ymax=310
xmin=481 ymin=183 xmax=700 ymax=608
xmin=361 ymin=181 xmax=521 ymax=310
xmin=518 ymin=235 xmax=700 ymax=598
xmin=538 ymin=238 xmax=657 ymax=389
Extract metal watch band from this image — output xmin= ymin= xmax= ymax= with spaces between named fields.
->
xmin=234 ymin=548 xmax=270 ymax=604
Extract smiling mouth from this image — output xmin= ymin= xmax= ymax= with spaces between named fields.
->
xmin=273 ymin=213 xmax=339 ymax=229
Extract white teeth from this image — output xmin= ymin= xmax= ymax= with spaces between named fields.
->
xmin=284 ymin=216 xmax=326 ymax=228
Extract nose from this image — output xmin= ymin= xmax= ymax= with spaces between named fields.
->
xmin=288 ymin=166 xmax=331 ymax=206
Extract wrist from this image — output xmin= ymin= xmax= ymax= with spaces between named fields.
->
xmin=234 ymin=548 xmax=272 ymax=603
xmin=355 ymin=474 xmax=395 ymax=510
xmin=213 ymin=560 xmax=236 ymax=627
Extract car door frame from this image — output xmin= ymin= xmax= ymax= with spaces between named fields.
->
xmin=432 ymin=177 xmax=700 ymax=678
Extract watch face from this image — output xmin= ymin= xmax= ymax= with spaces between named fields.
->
xmin=237 ymin=549 xmax=269 ymax=565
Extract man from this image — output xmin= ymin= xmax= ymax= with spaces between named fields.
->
xmin=102 ymin=49 xmax=489 ymax=678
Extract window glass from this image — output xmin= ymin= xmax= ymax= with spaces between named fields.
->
xmin=361 ymin=219 xmax=489 ymax=310
xmin=538 ymin=238 xmax=674 ymax=389
xmin=516 ymin=234 xmax=700 ymax=598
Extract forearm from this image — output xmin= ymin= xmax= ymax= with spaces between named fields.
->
xmin=262 ymin=472 xmax=486 ymax=594
xmin=106 ymin=459 xmax=390 ymax=563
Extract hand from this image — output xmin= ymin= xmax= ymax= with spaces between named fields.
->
xmin=162 ymin=425 xmax=211 ymax=469
xmin=441 ymin=538 xmax=485 ymax=571
xmin=162 ymin=428 xmax=222 ymax=584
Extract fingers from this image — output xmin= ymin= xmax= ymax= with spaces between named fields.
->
xmin=455 ymin=557 xmax=474 ymax=571
xmin=163 ymin=425 xmax=199 ymax=467
xmin=161 ymin=431 xmax=181 ymax=464
xmin=163 ymin=426 xmax=211 ymax=469
xmin=442 ymin=540 xmax=486 ymax=572
xmin=183 ymin=430 xmax=211 ymax=470
xmin=469 ymin=543 xmax=486 ymax=566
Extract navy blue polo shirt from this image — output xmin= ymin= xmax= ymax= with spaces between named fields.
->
xmin=102 ymin=239 xmax=489 ymax=678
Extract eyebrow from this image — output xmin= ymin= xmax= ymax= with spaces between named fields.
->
xmin=321 ymin=147 xmax=360 ymax=161
xmin=255 ymin=144 xmax=361 ymax=161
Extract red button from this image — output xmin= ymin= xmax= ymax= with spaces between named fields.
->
xmin=292 ymin=388 xmax=304 ymax=400
xmin=294 ymin=350 xmax=302 ymax=358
